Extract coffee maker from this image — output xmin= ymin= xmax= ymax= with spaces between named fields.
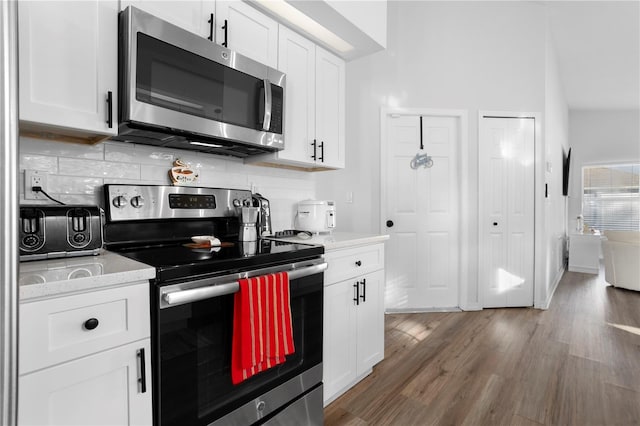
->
xmin=239 ymin=207 xmax=258 ymax=242
xmin=252 ymin=193 xmax=272 ymax=237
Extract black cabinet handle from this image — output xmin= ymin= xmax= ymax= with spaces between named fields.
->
xmin=419 ymin=116 xmax=424 ymax=150
xmin=137 ymin=348 xmax=147 ymax=393
xmin=83 ymin=318 xmax=99 ymax=330
xmin=207 ymin=13 xmax=214 ymax=41
xmin=386 ymin=220 xmax=394 ymax=228
xmin=222 ymin=19 xmax=228 ymax=47
xmin=106 ymin=91 xmax=113 ymax=128
xmin=319 ymin=141 xmax=324 ymax=162
xmin=353 ymin=282 xmax=359 ymax=306
xmin=360 ymin=278 xmax=367 ymax=303
xmin=355 ymin=260 xmax=362 ymax=267
xmin=311 ymin=139 xmax=317 ymax=161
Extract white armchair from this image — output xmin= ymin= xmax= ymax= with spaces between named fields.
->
xmin=602 ymin=230 xmax=640 ymax=291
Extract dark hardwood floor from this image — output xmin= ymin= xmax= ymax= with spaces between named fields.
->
xmin=324 ymin=266 xmax=640 ymax=425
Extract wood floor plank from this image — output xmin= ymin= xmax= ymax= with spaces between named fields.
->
xmin=325 ymin=266 xmax=640 ymax=426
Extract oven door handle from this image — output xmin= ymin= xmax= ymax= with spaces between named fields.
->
xmin=162 ymin=262 xmax=328 ymax=307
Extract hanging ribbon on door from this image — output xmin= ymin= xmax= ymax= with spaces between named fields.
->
xmin=410 ymin=116 xmax=434 ymax=169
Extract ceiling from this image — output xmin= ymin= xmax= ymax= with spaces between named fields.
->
xmin=546 ymin=1 xmax=640 ymax=110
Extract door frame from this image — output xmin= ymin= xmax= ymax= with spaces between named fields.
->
xmin=478 ymin=111 xmax=544 ymax=309
xmin=380 ymin=108 xmax=469 ymax=310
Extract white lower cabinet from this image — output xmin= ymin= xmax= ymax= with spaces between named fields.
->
xmin=323 ymin=243 xmax=385 ymax=405
xmin=19 ymin=339 xmax=152 ymax=426
xmin=18 ymin=282 xmax=152 ymax=426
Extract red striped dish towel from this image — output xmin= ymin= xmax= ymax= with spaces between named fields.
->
xmin=231 ymin=272 xmax=294 ymax=385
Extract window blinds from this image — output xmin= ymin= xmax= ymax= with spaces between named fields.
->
xmin=583 ymin=164 xmax=640 ymax=231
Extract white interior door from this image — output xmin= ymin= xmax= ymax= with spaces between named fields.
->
xmin=479 ymin=116 xmax=535 ymax=308
xmin=384 ymin=114 xmax=459 ymax=310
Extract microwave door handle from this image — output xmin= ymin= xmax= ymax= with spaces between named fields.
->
xmin=262 ymin=79 xmax=272 ymax=131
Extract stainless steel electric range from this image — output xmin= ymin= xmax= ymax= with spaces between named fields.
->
xmin=103 ymin=184 xmax=325 ymax=426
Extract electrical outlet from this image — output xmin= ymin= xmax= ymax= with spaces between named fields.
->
xmin=25 ymin=170 xmax=48 ymax=200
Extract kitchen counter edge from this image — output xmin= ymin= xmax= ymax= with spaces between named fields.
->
xmin=19 ymin=250 xmax=155 ymax=302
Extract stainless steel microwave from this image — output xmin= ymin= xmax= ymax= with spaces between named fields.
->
xmin=113 ymin=6 xmax=285 ymax=158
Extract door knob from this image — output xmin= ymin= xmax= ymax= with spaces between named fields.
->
xmin=386 ymin=220 xmax=394 ymax=228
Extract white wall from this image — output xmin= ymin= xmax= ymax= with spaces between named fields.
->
xmin=326 ymin=0 xmax=387 ymax=48
xmin=540 ymin=23 xmax=569 ymax=308
xmin=567 ymin=109 xmax=640 ymax=224
xmin=316 ymin=1 xmax=548 ymax=308
xmin=18 ymin=138 xmax=315 ymax=231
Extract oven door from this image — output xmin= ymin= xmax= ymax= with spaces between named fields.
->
xmin=120 ymin=6 xmax=284 ymax=151
xmin=154 ymin=260 xmax=326 ymax=426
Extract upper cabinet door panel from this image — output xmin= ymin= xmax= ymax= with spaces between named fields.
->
xmin=277 ymin=25 xmax=316 ymax=164
xmin=315 ymin=46 xmax=345 ymax=169
xmin=19 ymin=0 xmax=118 ymax=136
xmin=216 ymin=1 xmax=278 ymax=68
xmin=121 ymin=1 xmax=216 ymax=39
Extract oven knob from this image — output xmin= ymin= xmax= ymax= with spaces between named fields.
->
xmin=233 ymin=199 xmax=241 ymax=208
xmin=242 ymin=199 xmax=252 ymax=207
xmin=130 ymin=195 xmax=145 ymax=208
xmin=112 ymin=195 xmax=128 ymax=208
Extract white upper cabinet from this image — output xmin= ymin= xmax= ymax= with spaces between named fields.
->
xmin=315 ymin=46 xmax=345 ymax=169
xmin=274 ymin=26 xmax=316 ymax=165
xmin=249 ymin=25 xmax=345 ymax=170
xmin=121 ymin=1 xmax=216 ymax=40
xmin=18 ymin=0 xmax=118 ymax=141
xmin=215 ymin=0 xmax=278 ymax=68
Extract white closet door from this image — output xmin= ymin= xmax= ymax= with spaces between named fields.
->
xmin=479 ymin=116 xmax=535 ymax=308
xmin=384 ymin=115 xmax=459 ymax=309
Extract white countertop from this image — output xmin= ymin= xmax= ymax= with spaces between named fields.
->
xmin=267 ymin=232 xmax=389 ymax=251
xmin=19 ymin=251 xmax=155 ymax=302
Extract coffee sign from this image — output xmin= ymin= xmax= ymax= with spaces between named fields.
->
xmin=169 ymin=159 xmax=199 ymax=185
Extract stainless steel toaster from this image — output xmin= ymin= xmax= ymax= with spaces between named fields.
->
xmin=19 ymin=205 xmax=104 ymax=261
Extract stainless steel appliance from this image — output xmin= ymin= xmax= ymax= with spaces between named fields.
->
xmin=296 ymin=200 xmax=336 ymax=234
xmin=19 ymin=205 xmax=103 ymax=261
xmin=239 ymin=207 xmax=258 ymax=242
xmin=103 ymin=184 xmax=325 ymax=426
xmin=253 ymin=193 xmax=272 ymax=237
xmin=114 ymin=6 xmax=285 ymax=158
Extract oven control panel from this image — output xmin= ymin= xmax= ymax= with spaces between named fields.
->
xmin=104 ymin=184 xmax=252 ymax=222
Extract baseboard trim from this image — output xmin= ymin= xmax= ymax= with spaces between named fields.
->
xmin=535 ymin=266 xmax=565 ymax=310
xmin=385 ymin=307 xmax=462 ymax=314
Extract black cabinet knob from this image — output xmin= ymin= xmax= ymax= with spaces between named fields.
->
xmin=386 ymin=220 xmax=394 ymax=228
xmin=355 ymin=260 xmax=362 ymax=267
xmin=83 ymin=318 xmax=99 ymax=330
xmin=493 ymin=222 xmax=498 ymax=226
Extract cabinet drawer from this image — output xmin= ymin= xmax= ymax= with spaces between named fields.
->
xmin=324 ymin=243 xmax=384 ymax=285
xmin=20 ymin=282 xmax=150 ymax=374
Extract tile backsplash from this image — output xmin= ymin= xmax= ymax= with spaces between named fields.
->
xmin=19 ymin=137 xmax=316 ymax=231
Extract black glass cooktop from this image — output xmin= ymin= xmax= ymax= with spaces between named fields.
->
xmin=113 ymin=239 xmax=324 ymax=283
